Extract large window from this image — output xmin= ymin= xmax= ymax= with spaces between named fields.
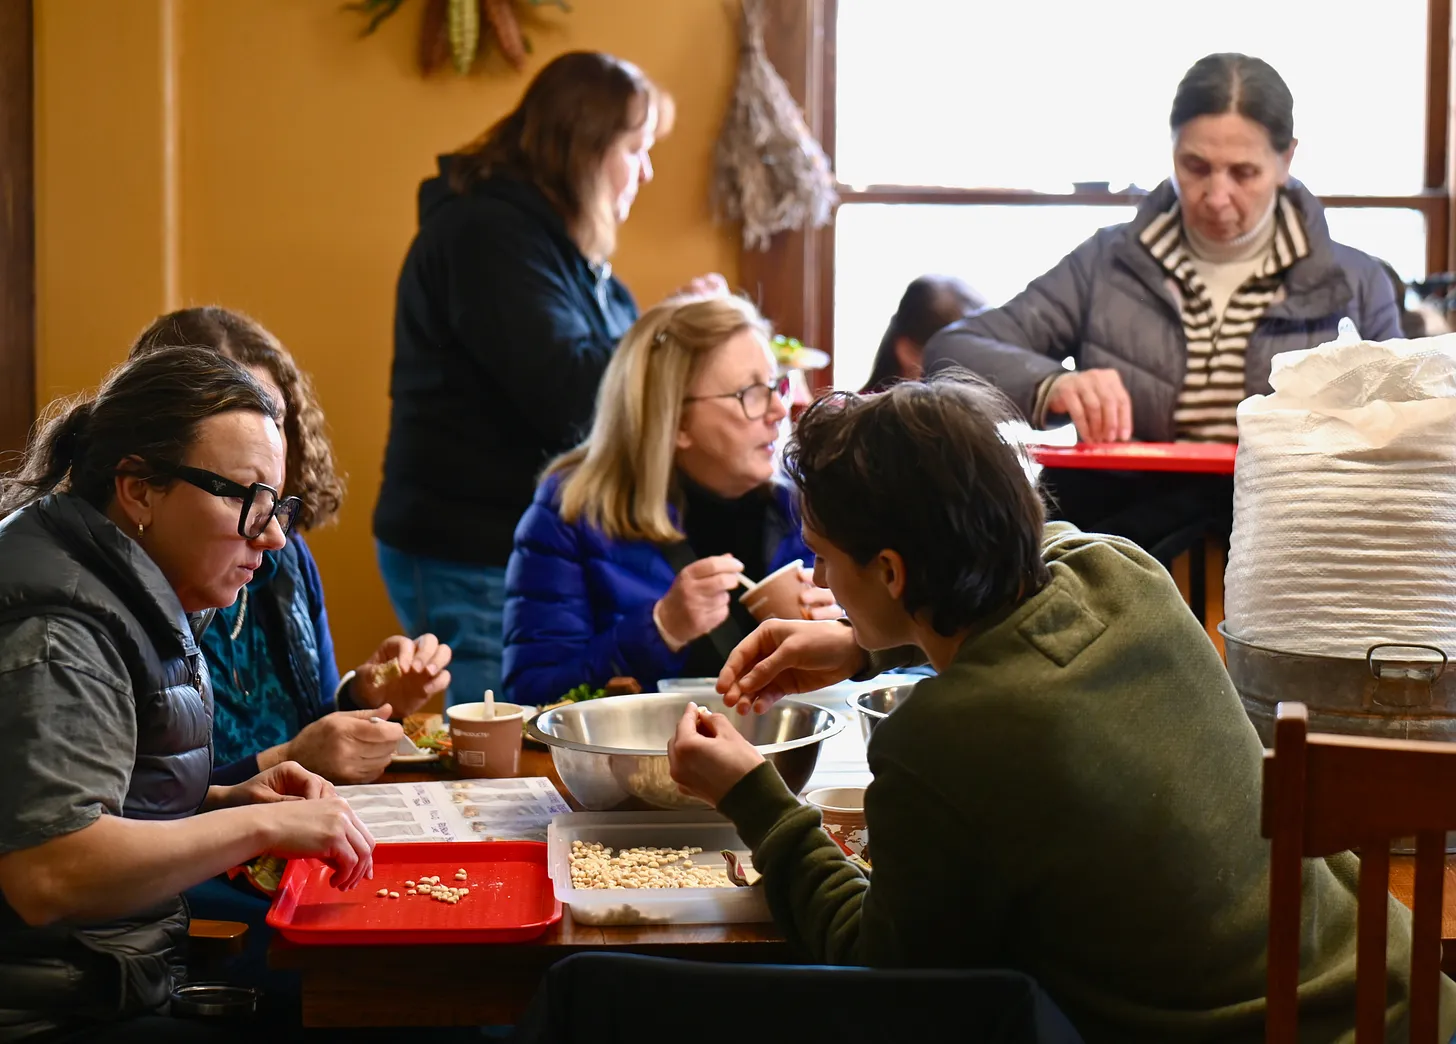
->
xmin=823 ymin=0 xmax=1448 ymax=390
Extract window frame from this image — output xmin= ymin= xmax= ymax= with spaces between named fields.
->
xmin=742 ymin=0 xmax=1454 ymax=390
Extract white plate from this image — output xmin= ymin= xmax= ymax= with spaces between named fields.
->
xmin=775 ymin=346 xmax=830 ymax=372
xmin=392 ymin=732 xmax=438 ymax=764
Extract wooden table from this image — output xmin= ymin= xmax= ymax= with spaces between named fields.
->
xmin=272 ymin=704 xmax=1456 ymax=1025
xmin=271 ymin=747 xmax=801 ymax=1027
xmin=1388 ymin=856 xmax=1456 ymax=975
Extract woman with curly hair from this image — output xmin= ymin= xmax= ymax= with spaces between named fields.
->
xmin=131 ymin=308 xmax=453 ymax=787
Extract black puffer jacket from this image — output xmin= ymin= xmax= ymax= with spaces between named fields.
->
xmin=375 ymin=165 xmax=639 ymax=567
xmin=0 ymin=494 xmax=214 ymax=1040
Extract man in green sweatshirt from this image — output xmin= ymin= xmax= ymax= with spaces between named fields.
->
xmin=666 ymin=375 xmax=1456 ymax=1044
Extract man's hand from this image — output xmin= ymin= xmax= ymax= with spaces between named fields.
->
xmin=667 ymin=703 xmax=765 ymax=807
xmin=717 ymin=619 xmax=869 ymax=715
xmin=1046 ymin=369 xmax=1133 ymax=443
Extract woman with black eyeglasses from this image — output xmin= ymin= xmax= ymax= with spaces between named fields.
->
xmin=0 ymin=346 xmax=374 ymax=1042
xmin=131 ymin=309 xmax=452 ymax=790
xmin=501 ymin=294 xmax=841 ymax=707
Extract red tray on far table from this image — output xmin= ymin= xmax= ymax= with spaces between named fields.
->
xmin=266 ymin=841 xmax=561 ymax=945
xmin=1030 ymin=442 xmax=1236 ymax=475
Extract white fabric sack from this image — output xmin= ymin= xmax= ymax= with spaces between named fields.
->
xmin=1224 ymin=330 xmax=1456 ymax=658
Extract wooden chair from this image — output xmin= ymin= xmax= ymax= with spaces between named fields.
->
xmin=1263 ymin=701 xmax=1455 ymax=1042
xmin=187 ymin=918 xmax=248 ymax=981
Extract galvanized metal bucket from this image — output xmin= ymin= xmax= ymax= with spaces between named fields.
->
xmin=1220 ymin=625 xmax=1456 ymax=745
xmin=1219 ymin=624 xmax=1456 ymax=853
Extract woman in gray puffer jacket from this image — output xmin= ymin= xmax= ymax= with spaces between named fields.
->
xmin=924 ymin=53 xmax=1399 ymax=560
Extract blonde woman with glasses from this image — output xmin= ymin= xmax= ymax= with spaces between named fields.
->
xmin=502 ymin=294 xmax=839 ymax=706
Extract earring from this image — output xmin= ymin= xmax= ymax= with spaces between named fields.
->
xmin=137 ymin=523 xmax=145 ymax=537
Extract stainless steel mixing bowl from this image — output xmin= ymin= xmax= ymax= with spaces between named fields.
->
xmin=526 ymin=693 xmax=844 ymax=811
xmin=853 ymin=682 xmax=917 ymax=744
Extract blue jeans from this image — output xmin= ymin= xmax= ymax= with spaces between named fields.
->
xmin=376 ymin=542 xmax=506 ymax=708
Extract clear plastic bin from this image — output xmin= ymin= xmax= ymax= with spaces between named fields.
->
xmin=547 ymin=811 xmax=773 ymax=926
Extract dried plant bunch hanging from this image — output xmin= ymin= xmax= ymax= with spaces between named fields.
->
xmin=712 ymin=0 xmax=838 ymax=251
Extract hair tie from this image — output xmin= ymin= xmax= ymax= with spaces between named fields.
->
xmin=54 ymin=401 xmax=95 ymax=460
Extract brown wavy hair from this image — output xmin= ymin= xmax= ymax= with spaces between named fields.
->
xmin=448 ymin=50 xmax=670 ymax=260
xmin=129 ymin=307 xmax=345 ymax=530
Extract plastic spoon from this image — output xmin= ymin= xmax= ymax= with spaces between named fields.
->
xmin=483 ymin=689 xmax=495 ymax=719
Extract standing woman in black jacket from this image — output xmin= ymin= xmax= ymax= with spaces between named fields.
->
xmin=376 ymin=50 xmax=725 ymax=707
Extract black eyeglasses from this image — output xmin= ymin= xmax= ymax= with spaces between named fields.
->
xmin=167 ymin=465 xmax=302 ymax=540
xmin=684 ymin=374 xmax=792 ymax=421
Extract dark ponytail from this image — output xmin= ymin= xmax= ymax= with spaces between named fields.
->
xmin=3 ymin=400 xmax=96 ymax=514
xmin=0 ymin=345 xmax=278 ymax=515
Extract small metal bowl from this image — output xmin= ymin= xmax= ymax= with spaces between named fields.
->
xmin=527 ymin=692 xmax=844 ymax=811
xmin=854 ymin=682 xmax=917 ymax=744
xmin=170 ymin=983 xmax=258 ymax=1021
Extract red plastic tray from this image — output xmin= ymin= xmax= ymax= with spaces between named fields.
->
xmin=1031 ymin=442 xmax=1236 ymax=475
xmin=265 ymin=841 xmax=561 ymax=945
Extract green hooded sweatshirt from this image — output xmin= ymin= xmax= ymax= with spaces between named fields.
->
xmin=719 ymin=524 xmax=1456 ymax=1043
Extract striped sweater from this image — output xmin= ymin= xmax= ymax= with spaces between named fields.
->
xmin=1138 ymin=192 xmax=1311 ymax=442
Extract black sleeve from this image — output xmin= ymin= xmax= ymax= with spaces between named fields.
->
xmin=441 ymin=210 xmax=620 ymax=449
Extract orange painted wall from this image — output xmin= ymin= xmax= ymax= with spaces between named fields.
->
xmin=36 ymin=0 xmax=740 ymax=671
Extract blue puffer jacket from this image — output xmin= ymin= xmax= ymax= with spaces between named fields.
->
xmin=503 ymin=473 xmax=812 ymax=706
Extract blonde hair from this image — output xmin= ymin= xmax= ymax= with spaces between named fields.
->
xmin=547 ymin=293 xmax=770 ymax=542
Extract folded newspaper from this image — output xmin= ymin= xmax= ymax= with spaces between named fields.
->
xmin=337 ymin=778 xmax=571 ymax=844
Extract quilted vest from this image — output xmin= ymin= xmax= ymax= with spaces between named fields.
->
xmin=0 ymin=494 xmax=214 ymax=1038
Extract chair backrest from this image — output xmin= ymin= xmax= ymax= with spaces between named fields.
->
xmin=1263 ymin=701 xmax=1456 ymax=1043
xmin=511 ymin=951 xmax=1085 ymax=1044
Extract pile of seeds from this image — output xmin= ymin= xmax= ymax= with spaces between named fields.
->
xmin=568 ymin=841 xmax=733 ymax=890
xmin=375 ymin=868 xmax=471 ymax=904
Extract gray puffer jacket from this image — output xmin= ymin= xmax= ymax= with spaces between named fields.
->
xmin=923 ymin=179 xmax=1401 ymax=441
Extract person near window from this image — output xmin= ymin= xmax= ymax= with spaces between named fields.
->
xmin=0 ymin=346 xmax=374 ymax=1042
xmin=376 ymin=51 xmax=726 ymax=707
xmin=860 ymin=274 xmax=985 ymax=394
xmin=923 ymin=53 xmax=1400 ymax=559
xmin=502 ymin=294 xmax=840 ymax=707
xmin=667 ymin=375 xmax=1453 ymax=1044
xmin=1381 ymin=260 xmax=1446 ymax=338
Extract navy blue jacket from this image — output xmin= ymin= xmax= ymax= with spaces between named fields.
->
xmin=502 ymin=474 xmax=812 ymax=706
xmin=375 ymin=164 xmax=639 ymax=566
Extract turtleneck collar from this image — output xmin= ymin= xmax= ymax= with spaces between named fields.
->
xmin=1183 ymin=193 xmax=1279 ymax=264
